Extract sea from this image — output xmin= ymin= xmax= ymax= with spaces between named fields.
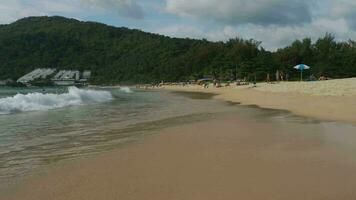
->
xmin=0 ymin=86 xmax=236 ymax=189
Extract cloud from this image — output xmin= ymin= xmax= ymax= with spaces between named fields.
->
xmin=0 ymin=1 xmax=42 ymax=24
xmin=0 ymin=0 xmax=144 ymax=24
xmin=165 ymin=0 xmax=313 ymax=26
xmin=0 ymin=0 xmax=83 ymax=24
xmin=328 ymin=0 xmax=356 ymax=30
xmin=155 ymin=17 xmax=356 ymax=51
xmin=80 ymin=0 xmax=144 ymax=19
xmin=236 ymin=18 xmax=353 ymax=50
xmin=1 ymin=0 xmax=356 ymax=50
xmin=159 ymin=0 xmax=356 ymax=50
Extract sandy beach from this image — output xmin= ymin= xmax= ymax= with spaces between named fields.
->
xmin=4 ymin=113 xmax=356 ymax=200
xmin=3 ymin=79 xmax=356 ymax=200
xmin=163 ymin=78 xmax=356 ymax=124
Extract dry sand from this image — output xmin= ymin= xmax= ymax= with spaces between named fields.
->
xmin=256 ymin=78 xmax=356 ymax=96
xmin=4 ymin=114 xmax=356 ymax=200
xmin=164 ymin=78 xmax=356 ymax=124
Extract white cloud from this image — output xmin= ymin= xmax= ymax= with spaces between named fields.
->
xmin=80 ymin=0 xmax=144 ymax=19
xmin=159 ymin=0 xmax=356 ymax=50
xmin=1 ymin=0 xmax=356 ymax=50
xmin=327 ymin=0 xmax=356 ymax=29
xmin=0 ymin=0 xmax=83 ymax=24
xmin=165 ymin=0 xmax=313 ymax=26
xmin=155 ymin=18 xmax=356 ymax=51
xmin=0 ymin=0 xmax=143 ymax=24
xmin=237 ymin=19 xmax=353 ymax=50
xmin=0 ymin=1 xmax=42 ymax=24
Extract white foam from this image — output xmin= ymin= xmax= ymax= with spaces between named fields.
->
xmin=119 ymin=87 xmax=133 ymax=93
xmin=0 ymin=87 xmax=113 ymax=114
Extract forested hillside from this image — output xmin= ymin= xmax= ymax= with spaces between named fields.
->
xmin=0 ymin=16 xmax=355 ymax=84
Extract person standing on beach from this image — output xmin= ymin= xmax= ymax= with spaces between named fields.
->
xmin=266 ymin=73 xmax=271 ymax=83
xmin=280 ymin=71 xmax=284 ymax=81
xmin=203 ymin=82 xmax=209 ymax=89
xmin=276 ymin=70 xmax=280 ymax=82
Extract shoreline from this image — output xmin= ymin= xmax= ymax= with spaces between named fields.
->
xmin=162 ymin=80 xmax=356 ymax=124
xmin=3 ymin=87 xmax=356 ymax=199
xmin=4 ymin=111 xmax=356 ymax=200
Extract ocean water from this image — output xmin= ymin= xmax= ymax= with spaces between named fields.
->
xmin=0 ymin=86 xmax=232 ymax=186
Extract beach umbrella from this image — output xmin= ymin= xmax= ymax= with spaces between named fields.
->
xmin=294 ymin=64 xmax=310 ymax=81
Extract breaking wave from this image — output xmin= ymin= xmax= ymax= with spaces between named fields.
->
xmin=119 ymin=87 xmax=133 ymax=93
xmin=0 ymin=87 xmax=113 ymax=115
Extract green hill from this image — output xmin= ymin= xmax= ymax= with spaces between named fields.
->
xmin=0 ymin=16 xmax=355 ymax=84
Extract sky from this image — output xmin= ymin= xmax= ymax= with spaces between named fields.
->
xmin=1 ymin=0 xmax=356 ymax=51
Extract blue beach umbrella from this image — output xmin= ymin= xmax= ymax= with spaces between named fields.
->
xmin=294 ymin=64 xmax=310 ymax=81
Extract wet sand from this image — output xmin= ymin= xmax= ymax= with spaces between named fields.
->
xmin=4 ymin=112 xmax=356 ymax=200
xmin=164 ymin=85 xmax=356 ymax=124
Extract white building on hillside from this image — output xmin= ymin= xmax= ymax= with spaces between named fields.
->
xmin=17 ymin=68 xmax=56 ymax=84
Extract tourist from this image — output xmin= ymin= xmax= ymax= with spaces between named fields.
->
xmin=280 ymin=71 xmax=284 ymax=81
xmin=275 ymin=70 xmax=280 ymax=82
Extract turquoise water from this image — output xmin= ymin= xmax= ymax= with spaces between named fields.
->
xmin=0 ymin=86 xmax=231 ymax=185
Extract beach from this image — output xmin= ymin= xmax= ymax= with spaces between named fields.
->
xmin=2 ymin=85 xmax=356 ymax=199
xmin=0 ymin=88 xmax=233 ymax=189
xmin=2 ymin=80 xmax=356 ymax=199
xmin=163 ymin=78 xmax=356 ymax=124
xmin=4 ymin=111 xmax=356 ymax=200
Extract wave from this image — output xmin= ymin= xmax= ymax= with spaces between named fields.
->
xmin=0 ymin=87 xmax=113 ymax=115
xmin=119 ymin=87 xmax=133 ymax=93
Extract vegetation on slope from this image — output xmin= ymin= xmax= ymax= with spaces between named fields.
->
xmin=0 ymin=16 xmax=355 ymax=84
